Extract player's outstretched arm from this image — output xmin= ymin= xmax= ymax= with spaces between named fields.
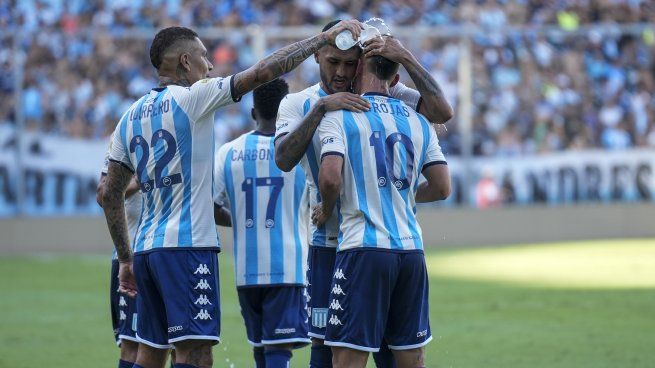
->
xmin=416 ymin=163 xmax=451 ymax=203
xmin=312 ymin=155 xmax=343 ymax=226
xmin=363 ymin=37 xmax=453 ymax=124
xmin=231 ymin=20 xmax=364 ymax=100
xmin=275 ymin=92 xmax=369 ymax=172
xmin=102 ymin=161 xmax=138 ymax=296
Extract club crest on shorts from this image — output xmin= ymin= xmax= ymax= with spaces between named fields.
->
xmin=312 ymin=308 xmax=328 ymax=328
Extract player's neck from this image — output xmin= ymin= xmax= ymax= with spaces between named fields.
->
xmin=358 ymin=76 xmax=389 ymax=96
xmin=255 ymin=121 xmax=276 ymax=135
xmin=158 ymin=70 xmax=193 ymax=87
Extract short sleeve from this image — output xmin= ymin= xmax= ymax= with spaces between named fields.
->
xmin=318 ymin=111 xmax=346 ymax=159
xmin=169 ymin=75 xmax=239 ymax=122
xmin=213 ymin=144 xmax=230 ymax=206
xmin=107 ymin=120 xmax=134 ymax=172
xmin=275 ymin=93 xmax=305 ymax=141
xmin=390 ymin=81 xmax=421 ymax=112
xmin=422 ymin=125 xmax=447 ymax=171
xmin=101 ymin=134 xmax=113 ymax=175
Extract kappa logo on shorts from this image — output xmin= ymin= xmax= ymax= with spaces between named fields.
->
xmin=312 ymin=308 xmax=328 ymax=328
xmin=194 ymin=264 xmax=211 ymax=275
xmin=331 ymin=284 xmax=346 ymax=296
xmin=119 ymin=296 xmax=128 ymax=307
xmin=333 ymin=268 xmax=347 ymax=280
xmin=194 ymin=279 xmax=212 ymax=290
xmin=328 ymin=315 xmax=343 ymax=326
xmin=194 ymin=294 xmax=213 ymax=306
xmin=274 ymin=328 xmax=296 ymax=335
xmin=193 ymin=309 xmax=212 ymax=320
xmin=329 ymin=299 xmax=344 ymax=311
xmin=119 ymin=310 xmax=127 ymax=321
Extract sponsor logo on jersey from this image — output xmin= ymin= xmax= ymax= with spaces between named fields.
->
xmin=194 ymin=294 xmax=213 ymax=306
xmin=194 ymin=263 xmax=211 ymax=275
xmin=312 ymin=308 xmax=328 ymax=328
xmin=331 ymin=284 xmax=346 ymax=296
xmin=193 ymin=309 xmax=212 ymax=320
xmin=333 ymin=268 xmax=347 ymax=280
xmin=328 ymin=314 xmax=343 ymax=326
xmin=329 ymin=299 xmax=344 ymax=311
xmin=274 ymin=328 xmax=296 ymax=335
xmin=194 ymin=279 xmax=212 ymax=290
xmin=168 ymin=325 xmax=183 ymax=333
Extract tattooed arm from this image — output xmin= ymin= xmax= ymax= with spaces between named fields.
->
xmin=102 ymin=161 xmax=138 ymax=297
xmin=231 ymin=20 xmax=364 ymax=100
xmin=274 ymin=92 xmax=369 ymax=172
xmin=363 ymin=37 xmax=453 ymax=124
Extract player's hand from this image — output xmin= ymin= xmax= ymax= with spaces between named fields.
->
xmin=318 ymin=92 xmax=370 ymax=113
xmin=323 ymin=19 xmax=364 ymax=46
xmin=362 ymin=36 xmax=410 ymax=63
xmin=118 ymin=261 xmax=138 ymax=297
xmin=311 ymin=205 xmax=330 ymax=227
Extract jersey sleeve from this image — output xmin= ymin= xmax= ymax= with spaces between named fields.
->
xmin=107 ymin=120 xmax=134 ymax=173
xmin=422 ymin=125 xmax=447 ymax=171
xmin=318 ymin=111 xmax=346 ymax=159
xmin=390 ymin=81 xmax=421 ymax=112
xmin=170 ymin=75 xmax=240 ymax=122
xmin=275 ymin=93 xmax=305 ymax=141
xmin=213 ymin=144 xmax=229 ymax=206
xmin=101 ymin=134 xmax=113 ymax=176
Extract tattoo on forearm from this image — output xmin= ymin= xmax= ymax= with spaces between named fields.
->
xmin=103 ymin=163 xmax=134 ymax=262
xmin=233 ymin=34 xmax=328 ymax=97
xmin=407 ymin=62 xmax=445 ymax=99
xmin=277 ymin=107 xmax=323 ymax=168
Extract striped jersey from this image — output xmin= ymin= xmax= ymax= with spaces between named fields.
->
xmin=318 ymin=92 xmax=446 ymax=252
xmin=214 ymin=131 xmax=308 ymax=287
xmin=108 ymin=76 xmax=239 ymax=253
xmin=102 ymin=137 xmax=143 ymax=260
xmin=275 ymin=82 xmax=421 ymax=248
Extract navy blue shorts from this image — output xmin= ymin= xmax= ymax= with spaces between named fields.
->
xmin=237 ymin=285 xmax=310 ymax=348
xmin=324 ymin=249 xmax=432 ymax=352
xmin=306 ymin=245 xmax=337 ymax=339
xmin=133 ymin=249 xmax=221 ymax=349
xmin=110 ymin=260 xmax=138 ymax=346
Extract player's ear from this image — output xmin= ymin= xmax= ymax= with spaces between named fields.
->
xmin=179 ymin=53 xmax=191 ymax=72
xmin=314 ymin=51 xmax=320 ymax=64
xmin=390 ymin=73 xmax=400 ymax=88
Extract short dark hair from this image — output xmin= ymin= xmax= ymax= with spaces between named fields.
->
xmin=322 ymin=19 xmax=341 ymax=32
xmin=253 ymin=78 xmax=289 ymax=120
xmin=150 ymin=26 xmax=199 ymax=69
xmin=366 ymin=55 xmax=400 ymax=81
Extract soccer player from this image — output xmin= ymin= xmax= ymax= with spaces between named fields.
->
xmin=312 ymin=54 xmax=451 ymax=367
xmin=101 ymin=23 xmax=363 ymax=368
xmin=97 ymin=143 xmax=143 ymax=368
xmin=274 ymin=20 xmax=453 ymax=368
xmin=213 ymin=79 xmax=310 ymax=368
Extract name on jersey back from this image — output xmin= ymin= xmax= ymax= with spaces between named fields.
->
xmin=231 ymin=148 xmax=273 ymax=162
xmin=129 ymin=99 xmax=171 ymax=121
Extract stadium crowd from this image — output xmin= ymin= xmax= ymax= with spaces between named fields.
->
xmin=1 ymin=0 xmax=654 ymax=156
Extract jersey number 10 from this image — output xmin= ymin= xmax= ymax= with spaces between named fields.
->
xmin=369 ymin=131 xmax=415 ymax=190
xmin=130 ymin=129 xmax=182 ymax=193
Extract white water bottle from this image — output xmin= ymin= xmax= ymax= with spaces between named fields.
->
xmin=335 ymin=24 xmax=381 ymax=51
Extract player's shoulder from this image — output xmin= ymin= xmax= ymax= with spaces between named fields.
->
xmin=283 ymin=83 xmax=322 ymax=105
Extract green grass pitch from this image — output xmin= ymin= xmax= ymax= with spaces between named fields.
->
xmin=1 ymin=239 xmax=654 ymax=367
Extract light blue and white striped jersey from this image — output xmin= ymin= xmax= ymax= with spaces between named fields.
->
xmin=109 ymin=76 xmax=239 ymax=253
xmin=319 ymin=93 xmax=446 ymax=252
xmin=102 ymin=136 xmax=143 ymax=260
xmin=214 ymin=131 xmax=309 ymax=287
xmin=275 ymin=82 xmax=421 ymax=248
